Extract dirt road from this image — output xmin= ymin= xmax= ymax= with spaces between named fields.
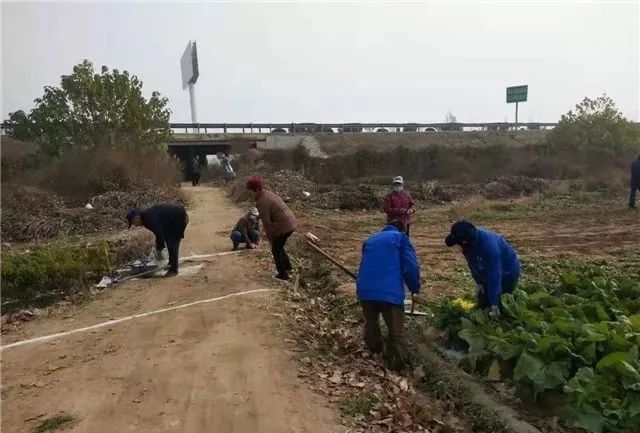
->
xmin=1 ymin=185 xmax=343 ymax=433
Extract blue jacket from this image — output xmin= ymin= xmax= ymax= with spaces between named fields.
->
xmin=356 ymin=226 xmax=421 ymax=306
xmin=463 ymin=228 xmax=521 ymax=307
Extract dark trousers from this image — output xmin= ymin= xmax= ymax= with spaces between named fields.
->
xmin=191 ymin=172 xmax=201 ymax=186
xmin=477 ymin=276 xmax=519 ymax=309
xmin=630 ymin=182 xmax=639 ymax=208
xmin=361 ymin=300 xmax=408 ymax=371
xmin=165 ymin=237 xmax=181 ymax=273
xmin=271 ymin=230 xmax=294 ymax=277
xmin=230 ymin=229 xmax=260 ymax=249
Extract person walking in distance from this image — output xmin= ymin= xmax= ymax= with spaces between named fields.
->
xmin=246 ymin=176 xmax=297 ymax=281
xmin=126 ymin=204 xmax=189 ymax=277
xmin=629 ymin=155 xmax=640 ymax=208
xmin=383 ymin=176 xmax=416 ymax=236
xmin=220 ymin=152 xmax=236 ymax=183
xmin=191 ymin=155 xmax=201 ymax=186
xmin=356 ymin=219 xmax=421 ymax=370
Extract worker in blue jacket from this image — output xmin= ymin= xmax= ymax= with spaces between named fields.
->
xmin=356 ymin=220 xmax=421 ymax=370
xmin=445 ymin=220 xmax=520 ymax=318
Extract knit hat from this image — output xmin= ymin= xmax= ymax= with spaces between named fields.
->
xmin=445 ymin=220 xmax=477 ymax=247
xmin=246 ymin=176 xmax=264 ymax=191
xmin=126 ymin=209 xmax=141 ymax=228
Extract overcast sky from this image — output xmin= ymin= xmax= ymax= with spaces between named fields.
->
xmin=2 ymin=1 xmax=639 ymax=124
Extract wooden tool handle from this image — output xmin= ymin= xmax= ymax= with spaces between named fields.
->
xmin=305 ymin=240 xmax=358 ymax=280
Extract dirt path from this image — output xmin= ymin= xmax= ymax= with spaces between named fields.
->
xmin=1 ymin=185 xmax=344 ymax=433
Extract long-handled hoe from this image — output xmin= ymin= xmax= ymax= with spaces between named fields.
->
xmin=304 ymin=232 xmax=429 ymax=317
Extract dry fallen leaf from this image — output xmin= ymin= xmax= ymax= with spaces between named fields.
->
xmin=328 ymin=370 xmax=343 ymax=385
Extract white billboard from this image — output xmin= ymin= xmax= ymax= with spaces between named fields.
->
xmin=180 ymin=40 xmax=199 ymax=89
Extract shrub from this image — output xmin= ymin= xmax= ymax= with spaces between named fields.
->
xmin=1 ymin=147 xmax=186 ymax=243
xmin=21 ymin=147 xmax=183 ymax=204
xmin=1 ymin=243 xmax=114 ymax=306
xmin=548 ymin=95 xmax=640 ymax=156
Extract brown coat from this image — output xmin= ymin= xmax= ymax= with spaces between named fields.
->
xmin=255 ymin=190 xmax=297 ymax=239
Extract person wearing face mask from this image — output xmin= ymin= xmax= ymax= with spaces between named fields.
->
xmin=230 ymin=207 xmax=261 ymax=250
xmin=383 ymin=176 xmax=416 ymax=236
xmin=445 ymin=220 xmax=521 ymax=318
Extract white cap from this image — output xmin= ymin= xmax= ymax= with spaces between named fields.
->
xmin=393 ymin=176 xmax=404 ymax=185
xmin=249 ymin=207 xmax=259 ymax=216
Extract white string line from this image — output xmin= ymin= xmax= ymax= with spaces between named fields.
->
xmin=179 ymin=249 xmax=248 ymax=262
xmin=1 ymin=288 xmax=274 ymax=351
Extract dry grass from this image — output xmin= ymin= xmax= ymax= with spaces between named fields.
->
xmin=33 ymin=412 xmax=76 ymax=433
xmin=1 ymin=145 xmax=186 ymax=243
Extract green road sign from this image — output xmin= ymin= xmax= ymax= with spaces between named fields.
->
xmin=506 ymin=85 xmax=528 ymax=103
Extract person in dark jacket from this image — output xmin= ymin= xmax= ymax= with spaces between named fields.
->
xmin=246 ymin=176 xmax=297 ymax=281
xmin=356 ymin=220 xmax=421 ymax=370
xmin=230 ymin=207 xmax=261 ymax=250
xmin=445 ymin=220 xmax=520 ymax=318
xmin=383 ymin=176 xmax=416 ymax=236
xmin=127 ymin=204 xmax=189 ymax=276
xmin=630 ymin=155 xmax=640 ymax=208
xmin=191 ymin=155 xmax=201 ymax=186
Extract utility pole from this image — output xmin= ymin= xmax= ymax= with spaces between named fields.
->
xmin=188 ymin=83 xmax=197 ymax=127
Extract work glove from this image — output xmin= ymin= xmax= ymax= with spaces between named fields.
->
xmin=248 ymin=243 xmax=258 ymax=250
xmin=488 ymin=305 xmax=501 ymax=319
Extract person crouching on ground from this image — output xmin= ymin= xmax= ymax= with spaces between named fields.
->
xmin=127 ymin=204 xmax=189 ymax=277
xmin=231 ymin=207 xmax=261 ymax=250
xmin=383 ymin=176 xmax=416 ymax=236
xmin=246 ymin=176 xmax=297 ymax=281
xmin=445 ymin=220 xmax=520 ymax=318
xmin=356 ymin=220 xmax=421 ymax=371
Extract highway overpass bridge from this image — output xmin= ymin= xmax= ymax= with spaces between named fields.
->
xmin=169 ymin=121 xmax=559 ymax=134
xmin=166 ymin=121 xmax=559 ymax=174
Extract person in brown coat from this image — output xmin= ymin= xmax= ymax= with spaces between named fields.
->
xmin=246 ymin=176 xmax=297 ymax=281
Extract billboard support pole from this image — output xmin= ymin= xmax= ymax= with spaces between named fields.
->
xmin=188 ymin=83 xmax=198 ymax=133
xmin=515 ymin=102 xmax=519 ymax=130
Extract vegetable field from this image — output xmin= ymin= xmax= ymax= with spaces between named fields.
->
xmin=432 ymin=268 xmax=640 ymax=433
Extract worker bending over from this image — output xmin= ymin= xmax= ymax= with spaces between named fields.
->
xmin=445 ymin=220 xmax=520 ymax=318
xmin=127 ymin=204 xmax=189 ymax=277
xmin=356 ymin=220 xmax=421 ymax=370
xmin=231 ymin=207 xmax=261 ymax=250
xmin=383 ymin=176 xmax=416 ymax=236
xmin=246 ymin=176 xmax=297 ymax=281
